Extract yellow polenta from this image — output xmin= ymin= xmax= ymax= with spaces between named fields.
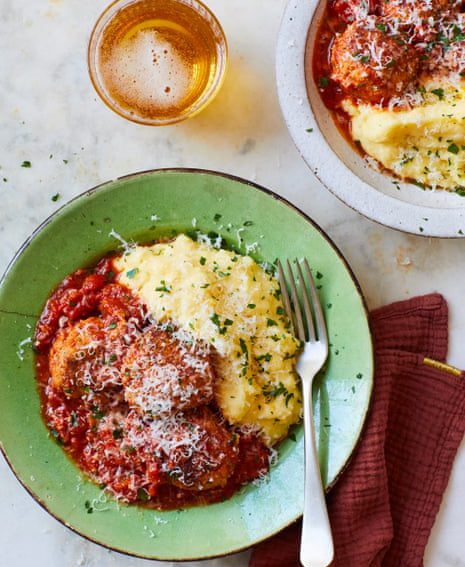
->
xmin=345 ymin=84 xmax=465 ymax=190
xmin=115 ymin=234 xmax=302 ymax=445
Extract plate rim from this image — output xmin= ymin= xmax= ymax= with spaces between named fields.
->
xmin=0 ymin=167 xmax=374 ymax=560
xmin=275 ymin=0 xmax=465 ymax=238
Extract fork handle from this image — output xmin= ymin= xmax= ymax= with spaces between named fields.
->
xmin=300 ymin=382 xmax=334 ymax=567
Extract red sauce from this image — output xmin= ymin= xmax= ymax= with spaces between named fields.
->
xmin=34 ymin=254 xmax=272 ymax=510
xmin=311 ymin=2 xmax=357 ymax=147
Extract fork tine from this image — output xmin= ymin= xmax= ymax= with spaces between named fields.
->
xmin=303 ymin=258 xmax=328 ymax=345
xmin=296 ymin=259 xmax=316 ymax=342
xmin=287 ymin=260 xmax=306 ymax=342
xmin=277 ymin=260 xmax=296 ymax=336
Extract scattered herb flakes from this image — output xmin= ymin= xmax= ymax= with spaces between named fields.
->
xmin=315 ymin=271 xmax=323 ymax=279
xmin=459 ymin=229 xmax=464 ymax=235
xmin=266 ymin=318 xmax=277 ymax=327
xmin=356 ymin=373 xmax=363 ymax=379
xmin=21 ymin=160 xmax=32 ymax=168
xmin=107 ymin=322 xmax=117 ymax=330
xmin=448 ymin=143 xmax=460 ymax=154
xmin=243 ymin=220 xmax=253 ymax=226
xmin=137 ymin=488 xmax=149 ymax=501
xmin=51 ymin=193 xmax=60 ymax=202
xmin=155 ymin=280 xmax=171 ymax=293
xmin=92 ymin=405 xmax=105 ymax=419
xmin=376 ymin=22 xmax=387 ymax=32
xmin=112 ymin=428 xmax=123 ymax=440
xmin=319 ymin=76 xmax=329 ymax=88
xmin=63 ymin=159 xmax=69 ymax=164
xmin=351 ymin=386 xmax=356 ymax=394
xmin=84 ymin=500 xmax=94 ymax=514
xmin=126 ymin=267 xmax=139 ymax=279
xmin=3 ymin=178 xmax=7 ymax=182
xmin=213 ymin=213 xmax=222 ymax=222
xmin=456 ymin=187 xmax=465 ymax=196
xmin=419 ymin=226 xmax=424 ymax=233
xmin=199 ymin=256 xmax=207 ymax=265
xmin=263 ymin=381 xmax=288 ymax=400
xmin=289 ymin=433 xmax=297 ymax=442
xmin=247 ymin=303 xmax=256 ymax=309
xmin=431 ymin=88 xmax=444 ymax=100
xmin=306 ymin=128 xmax=314 ymax=133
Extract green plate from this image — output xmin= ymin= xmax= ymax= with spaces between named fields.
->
xmin=0 ymin=169 xmax=373 ymax=560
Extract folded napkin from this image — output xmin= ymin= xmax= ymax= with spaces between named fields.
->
xmin=250 ymin=293 xmax=465 ymax=567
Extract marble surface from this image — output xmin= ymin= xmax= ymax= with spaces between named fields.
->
xmin=1 ymin=0 xmax=465 ymax=565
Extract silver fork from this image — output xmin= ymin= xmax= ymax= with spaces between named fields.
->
xmin=277 ymin=259 xmax=334 ymax=567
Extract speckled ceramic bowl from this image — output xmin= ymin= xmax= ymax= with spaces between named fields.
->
xmin=276 ymin=0 xmax=465 ymax=238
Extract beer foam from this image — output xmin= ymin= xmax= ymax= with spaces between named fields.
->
xmin=101 ymin=28 xmax=192 ymax=112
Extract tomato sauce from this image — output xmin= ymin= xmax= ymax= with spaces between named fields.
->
xmin=34 ymin=254 xmax=271 ymax=509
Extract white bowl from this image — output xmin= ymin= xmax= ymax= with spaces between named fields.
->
xmin=276 ymin=0 xmax=465 ymax=237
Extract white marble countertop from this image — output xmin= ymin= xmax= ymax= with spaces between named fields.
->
xmin=1 ymin=1 xmax=465 ymax=565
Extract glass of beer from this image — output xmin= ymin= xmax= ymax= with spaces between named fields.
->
xmin=88 ymin=0 xmax=228 ymax=126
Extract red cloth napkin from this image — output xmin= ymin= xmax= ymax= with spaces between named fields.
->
xmin=250 ymin=293 xmax=465 ymax=567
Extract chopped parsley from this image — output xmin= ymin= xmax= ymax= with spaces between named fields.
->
xmin=214 ymin=213 xmax=222 ymax=222
xmin=21 ymin=160 xmax=31 ymax=168
xmin=247 ymin=303 xmax=256 ymax=309
xmin=319 ymin=76 xmax=330 ymax=88
xmin=84 ymin=500 xmax=93 ymax=514
xmin=306 ymin=128 xmax=314 ymax=133
xmin=112 ymin=428 xmax=123 ymax=440
xmin=431 ymin=88 xmax=444 ymax=100
xmin=155 ymin=280 xmax=171 ymax=293
xmin=126 ymin=267 xmax=139 ymax=279
xmin=266 ymin=318 xmax=277 ymax=327
xmin=137 ymin=488 xmax=149 ymax=501
xmin=448 ymin=143 xmax=460 ymax=154
xmin=51 ymin=193 xmax=60 ymax=202
xmin=199 ymin=256 xmax=207 ymax=266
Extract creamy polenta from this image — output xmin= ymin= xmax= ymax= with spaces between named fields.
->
xmin=115 ymin=234 xmax=302 ymax=445
xmin=345 ymin=84 xmax=465 ymax=191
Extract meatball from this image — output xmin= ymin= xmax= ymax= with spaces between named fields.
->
xmin=330 ymin=21 xmax=419 ymax=103
xmin=381 ymin=0 xmax=449 ymax=42
xmin=125 ymin=408 xmax=239 ymax=491
xmin=329 ymin=0 xmax=375 ymax=23
xmin=49 ymin=317 xmax=128 ymax=392
xmin=122 ymin=326 xmax=215 ymax=416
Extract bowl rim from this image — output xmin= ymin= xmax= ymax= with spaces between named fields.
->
xmin=275 ymin=0 xmax=465 ymax=238
xmin=0 ymin=167 xmax=373 ymax=560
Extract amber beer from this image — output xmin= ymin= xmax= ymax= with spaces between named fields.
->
xmin=88 ymin=0 xmax=228 ymax=125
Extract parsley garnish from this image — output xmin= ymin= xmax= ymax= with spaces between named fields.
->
xmin=267 ymin=318 xmax=277 ymax=327
xmin=448 ymin=143 xmax=460 ymax=154
xmin=319 ymin=76 xmax=329 ymax=88
xmin=84 ymin=500 xmax=93 ymax=514
xmin=155 ymin=280 xmax=171 ymax=293
xmin=21 ymin=160 xmax=31 ymax=168
xmin=126 ymin=268 xmax=139 ymax=279
xmin=51 ymin=193 xmax=60 ymax=202
xmin=431 ymin=88 xmax=444 ymax=100
xmin=137 ymin=488 xmax=149 ymax=501
xmin=199 ymin=256 xmax=206 ymax=265
xmin=112 ymin=428 xmax=123 ymax=440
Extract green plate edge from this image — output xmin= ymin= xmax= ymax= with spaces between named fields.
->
xmin=0 ymin=168 xmax=373 ymax=560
